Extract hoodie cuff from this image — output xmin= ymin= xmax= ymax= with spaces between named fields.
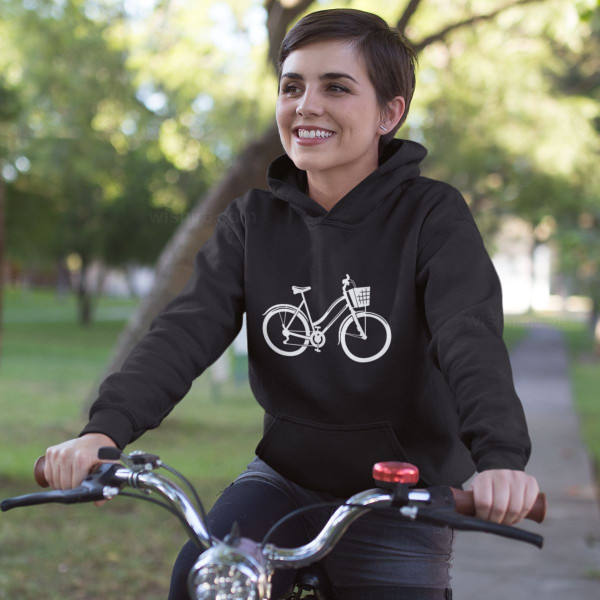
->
xmin=474 ymin=447 xmax=528 ymax=473
xmin=79 ymin=409 xmax=135 ymax=450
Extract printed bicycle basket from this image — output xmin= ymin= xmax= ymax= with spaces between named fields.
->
xmin=348 ymin=286 xmax=370 ymax=308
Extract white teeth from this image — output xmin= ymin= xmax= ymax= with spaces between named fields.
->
xmin=297 ymin=129 xmax=334 ymax=139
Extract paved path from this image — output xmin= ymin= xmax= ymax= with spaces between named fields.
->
xmin=451 ymin=325 xmax=600 ymax=598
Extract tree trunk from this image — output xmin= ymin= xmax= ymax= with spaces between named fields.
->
xmin=84 ymin=124 xmax=283 ymax=409
xmin=56 ymin=257 xmax=72 ymax=298
xmin=590 ymin=293 xmax=600 ymax=356
xmin=91 ymin=261 xmax=107 ymax=319
xmin=77 ymin=258 xmax=92 ymax=327
xmin=265 ymin=0 xmax=315 ymax=71
xmin=0 ymin=177 xmax=5 ymax=365
xmin=124 ymin=264 xmax=139 ymax=298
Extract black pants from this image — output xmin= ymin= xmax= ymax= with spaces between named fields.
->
xmin=168 ymin=478 xmax=308 ymax=599
xmin=168 ymin=473 xmax=452 ymax=600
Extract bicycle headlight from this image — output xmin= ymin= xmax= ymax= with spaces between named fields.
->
xmin=189 ymin=539 xmax=269 ymax=600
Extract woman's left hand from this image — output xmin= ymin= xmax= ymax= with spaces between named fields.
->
xmin=469 ymin=469 xmax=540 ymax=525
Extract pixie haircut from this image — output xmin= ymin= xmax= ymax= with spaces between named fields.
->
xmin=277 ymin=8 xmax=418 ymax=147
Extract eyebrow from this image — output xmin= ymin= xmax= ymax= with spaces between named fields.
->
xmin=280 ymin=71 xmax=359 ymax=85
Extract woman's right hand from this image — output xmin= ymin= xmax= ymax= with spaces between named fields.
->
xmin=44 ymin=433 xmax=118 ymax=492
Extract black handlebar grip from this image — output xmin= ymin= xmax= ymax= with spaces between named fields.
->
xmin=34 ymin=456 xmax=49 ymax=488
xmin=2 ymin=487 xmax=100 ymax=512
xmin=451 ymin=488 xmax=547 ymax=523
xmin=98 ymin=447 xmax=122 ymax=460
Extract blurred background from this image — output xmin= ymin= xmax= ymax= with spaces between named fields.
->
xmin=1 ymin=0 xmax=599 ymax=598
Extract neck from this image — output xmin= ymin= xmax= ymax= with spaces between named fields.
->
xmin=307 ymin=159 xmax=379 ymax=212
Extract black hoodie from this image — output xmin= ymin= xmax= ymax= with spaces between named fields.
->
xmin=82 ymin=138 xmax=531 ymax=497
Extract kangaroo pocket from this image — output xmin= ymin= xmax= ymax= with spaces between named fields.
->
xmin=255 ymin=414 xmax=415 ymax=498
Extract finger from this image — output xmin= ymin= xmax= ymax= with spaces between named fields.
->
xmin=503 ymin=479 xmax=526 ymax=525
xmin=71 ymin=450 xmax=94 ymax=489
xmin=58 ymin=450 xmax=73 ymax=490
xmin=488 ymin=475 xmax=510 ymax=524
xmin=473 ymin=475 xmax=493 ymax=521
xmin=47 ymin=447 xmax=66 ymax=490
xmin=516 ymin=476 xmax=540 ymax=524
xmin=71 ymin=452 xmax=84 ymax=489
xmin=44 ymin=448 xmax=55 ymax=489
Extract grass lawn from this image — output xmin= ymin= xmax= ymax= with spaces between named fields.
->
xmin=0 ymin=287 xmax=263 ymax=600
xmin=0 ymin=288 xmax=570 ymax=599
xmin=502 ymin=321 xmax=527 ymax=351
xmin=558 ymin=320 xmax=600 ymax=473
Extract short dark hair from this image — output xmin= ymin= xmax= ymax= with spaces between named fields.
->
xmin=277 ymin=8 xmax=418 ymax=146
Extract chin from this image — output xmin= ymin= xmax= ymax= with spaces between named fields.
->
xmin=288 ymin=150 xmax=334 ymax=172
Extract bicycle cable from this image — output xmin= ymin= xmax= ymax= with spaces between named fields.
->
xmin=159 ymin=462 xmax=213 ymax=545
xmin=119 ymin=491 xmax=208 ymax=549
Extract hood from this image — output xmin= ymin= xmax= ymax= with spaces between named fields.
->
xmin=266 ymin=138 xmax=427 ymax=226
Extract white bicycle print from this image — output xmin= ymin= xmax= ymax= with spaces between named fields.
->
xmin=262 ymin=274 xmax=392 ymax=363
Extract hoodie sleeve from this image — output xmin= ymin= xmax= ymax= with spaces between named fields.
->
xmin=416 ymin=188 xmax=531 ymax=472
xmin=80 ymin=212 xmax=245 ymax=449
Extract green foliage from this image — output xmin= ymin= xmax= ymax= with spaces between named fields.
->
xmin=0 ymin=0 xmax=282 ymax=322
xmin=1 ymin=0 xmax=208 ymax=274
xmin=0 ymin=77 xmax=21 ymax=122
xmin=125 ymin=0 xmax=276 ymax=168
xmin=2 ymin=0 xmax=599 ymax=317
xmin=538 ymin=0 xmax=600 ymax=306
xmin=408 ymin=0 xmax=597 ymax=239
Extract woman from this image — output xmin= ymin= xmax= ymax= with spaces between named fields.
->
xmin=44 ymin=9 xmax=539 ymax=599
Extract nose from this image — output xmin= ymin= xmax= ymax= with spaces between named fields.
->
xmin=296 ymin=86 xmax=324 ymax=117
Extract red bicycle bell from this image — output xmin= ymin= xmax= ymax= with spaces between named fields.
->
xmin=372 ymin=462 xmax=419 ymax=485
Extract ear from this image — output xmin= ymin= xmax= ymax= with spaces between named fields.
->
xmin=379 ymin=96 xmax=406 ymax=133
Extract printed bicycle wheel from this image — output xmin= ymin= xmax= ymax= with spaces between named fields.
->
xmin=262 ymin=306 xmax=311 ymax=357
xmin=339 ymin=311 xmax=391 ymax=363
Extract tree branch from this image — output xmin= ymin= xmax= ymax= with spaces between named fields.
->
xmin=545 ymin=36 xmax=600 ymax=98
xmin=412 ymin=0 xmax=545 ymax=53
xmin=265 ymin=0 xmax=315 ymax=73
xmin=396 ymin=0 xmax=423 ymax=36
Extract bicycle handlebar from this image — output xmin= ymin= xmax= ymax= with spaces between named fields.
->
xmin=11 ymin=458 xmax=214 ymax=548
xmin=1 ymin=450 xmax=546 ymax=599
xmin=30 ymin=454 xmax=547 ymax=524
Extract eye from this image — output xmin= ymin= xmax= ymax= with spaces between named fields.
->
xmin=281 ymin=83 xmax=301 ymax=94
xmin=328 ymin=84 xmax=349 ymax=93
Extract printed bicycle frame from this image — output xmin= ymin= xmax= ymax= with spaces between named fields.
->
xmin=284 ymin=287 xmax=365 ymax=345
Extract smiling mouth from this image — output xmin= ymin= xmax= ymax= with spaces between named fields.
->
xmin=293 ymin=128 xmax=336 ymax=140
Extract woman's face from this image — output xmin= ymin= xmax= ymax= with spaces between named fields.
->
xmin=276 ymin=40 xmax=389 ymax=181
